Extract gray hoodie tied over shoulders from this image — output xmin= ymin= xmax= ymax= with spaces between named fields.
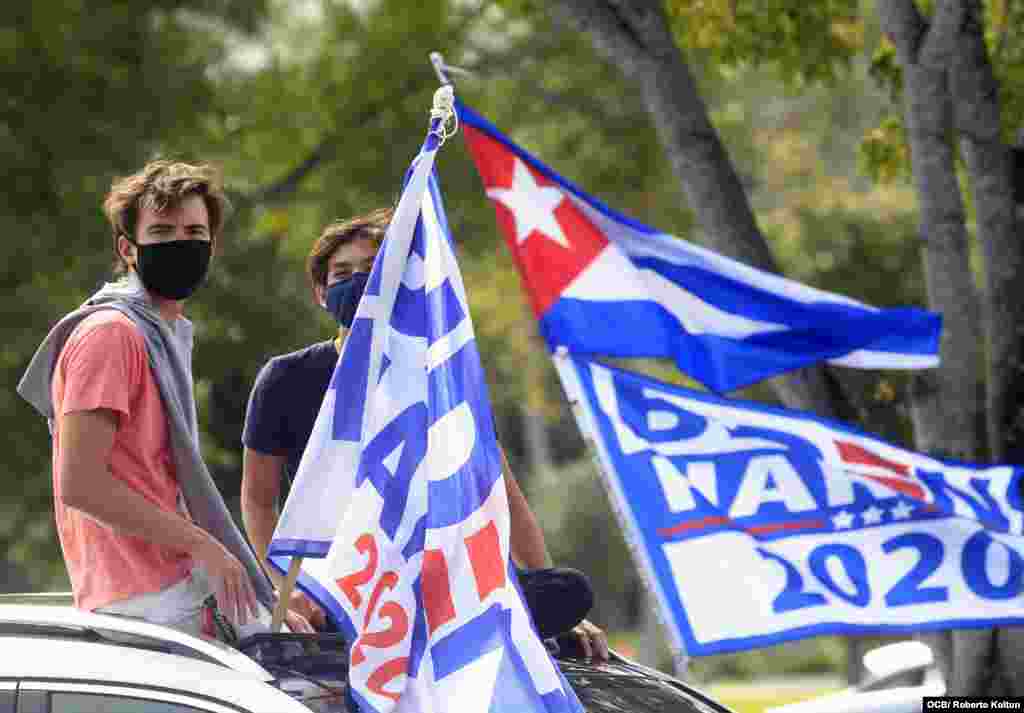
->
xmin=17 ymin=273 xmax=274 ymax=609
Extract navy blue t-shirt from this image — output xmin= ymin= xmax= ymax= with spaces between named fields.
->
xmin=243 ymin=340 xmax=339 ymax=492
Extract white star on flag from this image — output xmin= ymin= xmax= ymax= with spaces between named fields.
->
xmin=832 ymin=510 xmax=855 ymax=529
xmin=862 ymin=505 xmax=884 ymax=525
xmin=487 ymin=157 xmax=570 ymax=248
xmin=891 ymin=500 xmax=915 ymax=520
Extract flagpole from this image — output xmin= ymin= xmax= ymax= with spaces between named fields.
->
xmin=270 ymin=556 xmax=303 ymax=632
xmin=550 ymin=347 xmax=691 ymax=678
xmin=429 ymin=51 xmax=452 ymax=86
xmin=269 ymin=65 xmax=458 ymax=636
xmin=429 ymin=51 xmax=477 ymax=86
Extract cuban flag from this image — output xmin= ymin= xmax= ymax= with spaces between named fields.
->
xmin=457 ymin=102 xmax=942 ymax=394
xmin=268 ymin=106 xmax=583 ymax=713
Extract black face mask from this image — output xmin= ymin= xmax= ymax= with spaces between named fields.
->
xmin=325 ymin=272 xmax=370 ymax=327
xmin=129 ymin=238 xmax=212 ymax=301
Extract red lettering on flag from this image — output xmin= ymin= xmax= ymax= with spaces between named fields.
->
xmin=421 ymin=549 xmax=456 ymax=634
xmin=836 ymin=440 xmax=925 ymax=500
xmin=366 ymin=656 xmax=409 ymax=702
xmin=836 ymin=441 xmax=909 ymax=475
xmin=465 ymin=520 xmax=505 ymax=601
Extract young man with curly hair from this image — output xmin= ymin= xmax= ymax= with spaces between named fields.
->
xmin=19 ymin=160 xmax=310 ymax=638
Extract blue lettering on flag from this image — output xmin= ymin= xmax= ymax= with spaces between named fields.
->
xmin=426 ymin=280 xmax=466 ymax=345
xmin=566 ymin=353 xmax=1024 ymax=657
xmin=426 ymin=342 xmax=503 ymax=529
xmin=356 ymin=402 xmax=428 ymax=540
xmin=391 ymin=283 xmax=428 ymax=339
xmin=332 ymin=316 xmax=373 ymax=441
xmin=917 ymin=470 xmax=1013 ymax=533
xmin=431 ymin=603 xmax=507 ymax=681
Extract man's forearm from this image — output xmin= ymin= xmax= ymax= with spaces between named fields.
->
xmin=61 ymin=466 xmax=210 ymax=555
xmin=500 ymin=447 xmax=552 ymax=569
xmin=507 ymin=482 xmax=552 ymax=569
xmin=242 ymin=496 xmax=284 ymax=588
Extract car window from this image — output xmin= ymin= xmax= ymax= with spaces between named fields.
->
xmin=50 ymin=692 xmax=208 ymax=713
xmin=0 ymin=684 xmax=14 ymax=713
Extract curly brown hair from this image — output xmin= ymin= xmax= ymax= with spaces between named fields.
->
xmin=307 ymin=208 xmax=392 ymax=301
xmin=103 ymin=159 xmax=232 ymax=275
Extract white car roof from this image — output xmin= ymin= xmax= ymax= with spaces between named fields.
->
xmin=0 ymin=603 xmax=265 ymax=676
xmin=0 ymin=602 xmax=322 ymax=712
xmin=5 ymin=636 xmax=312 ymax=712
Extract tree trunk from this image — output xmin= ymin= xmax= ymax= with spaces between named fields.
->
xmin=546 ymin=0 xmax=870 ymax=676
xmin=951 ymin=2 xmax=1024 ymax=466
xmin=947 ymin=0 xmax=1024 ymax=695
xmin=878 ymin=0 xmax=986 ymax=461
xmin=550 ymin=0 xmax=1014 ymax=693
xmin=545 ymin=0 xmax=845 ymax=420
xmin=869 ymin=0 xmax=993 ymax=694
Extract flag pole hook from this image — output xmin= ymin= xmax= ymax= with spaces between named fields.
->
xmin=428 ymin=53 xmax=459 ymax=145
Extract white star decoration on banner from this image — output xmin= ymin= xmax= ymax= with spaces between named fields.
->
xmin=890 ymin=500 xmax=915 ymax=520
xmin=487 ymin=157 xmax=570 ymax=248
xmin=832 ymin=510 xmax=855 ymax=529
xmin=862 ymin=505 xmax=884 ymax=525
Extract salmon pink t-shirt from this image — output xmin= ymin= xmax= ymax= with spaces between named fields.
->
xmin=51 ymin=310 xmax=192 ymax=611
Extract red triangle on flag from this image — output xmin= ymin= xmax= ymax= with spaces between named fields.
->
xmin=463 ymin=124 xmax=608 ymax=317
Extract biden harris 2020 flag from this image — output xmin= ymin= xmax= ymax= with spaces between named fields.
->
xmin=268 ymin=100 xmax=583 ymax=713
xmin=457 ymin=101 xmax=942 ymax=394
xmin=555 ymin=354 xmax=1024 ymax=657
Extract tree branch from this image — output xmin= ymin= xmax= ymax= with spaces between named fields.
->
xmin=949 ymin=0 xmax=1024 ymax=467
xmin=877 ymin=0 xmax=927 ymax=62
xmin=249 ymin=138 xmax=336 ymax=205
xmin=548 ymin=1 xmax=650 ymax=79
xmin=995 ymin=0 xmax=1015 ymax=66
xmin=462 ymin=38 xmax=631 ymax=128
xmin=244 ymin=76 xmax=424 ymax=206
xmin=878 ymin=0 xmax=984 ymax=466
xmin=548 ymin=0 xmax=845 ymax=418
xmin=246 ymin=5 xmax=487 ymax=206
xmin=919 ymin=0 xmax=966 ymax=69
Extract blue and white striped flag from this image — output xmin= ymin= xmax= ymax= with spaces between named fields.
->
xmin=269 ymin=101 xmax=583 ymax=713
xmin=459 ymin=102 xmax=942 ymax=393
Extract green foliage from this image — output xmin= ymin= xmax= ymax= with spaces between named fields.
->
xmin=2 ymin=6 xmax=1011 ymax=683
xmin=666 ymin=0 xmax=863 ymax=86
xmin=859 ymin=115 xmax=909 ymax=183
xmin=0 ymin=0 xmax=269 ymax=587
xmin=692 ymin=635 xmax=847 ymax=681
xmin=779 ymin=207 xmax=927 ymax=310
xmin=529 ymin=458 xmax=639 ymax=631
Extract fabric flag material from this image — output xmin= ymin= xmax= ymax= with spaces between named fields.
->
xmin=556 ymin=354 xmax=1024 ymax=657
xmin=268 ymin=117 xmax=582 ymax=713
xmin=457 ymin=101 xmax=942 ymax=393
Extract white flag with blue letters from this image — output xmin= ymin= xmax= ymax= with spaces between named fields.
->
xmin=557 ymin=354 xmax=1024 ymax=657
xmin=268 ymin=102 xmax=583 ymax=713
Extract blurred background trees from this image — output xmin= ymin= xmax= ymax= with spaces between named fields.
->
xmin=3 ymin=0 xmax=1022 ymax=694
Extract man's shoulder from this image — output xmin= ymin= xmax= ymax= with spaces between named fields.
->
xmin=268 ymin=340 xmax=337 ymax=369
xmin=67 ymin=309 xmax=143 ymax=348
xmin=78 ymin=309 xmax=138 ymax=330
xmin=257 ymin=340 xmax=336 ymax=387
